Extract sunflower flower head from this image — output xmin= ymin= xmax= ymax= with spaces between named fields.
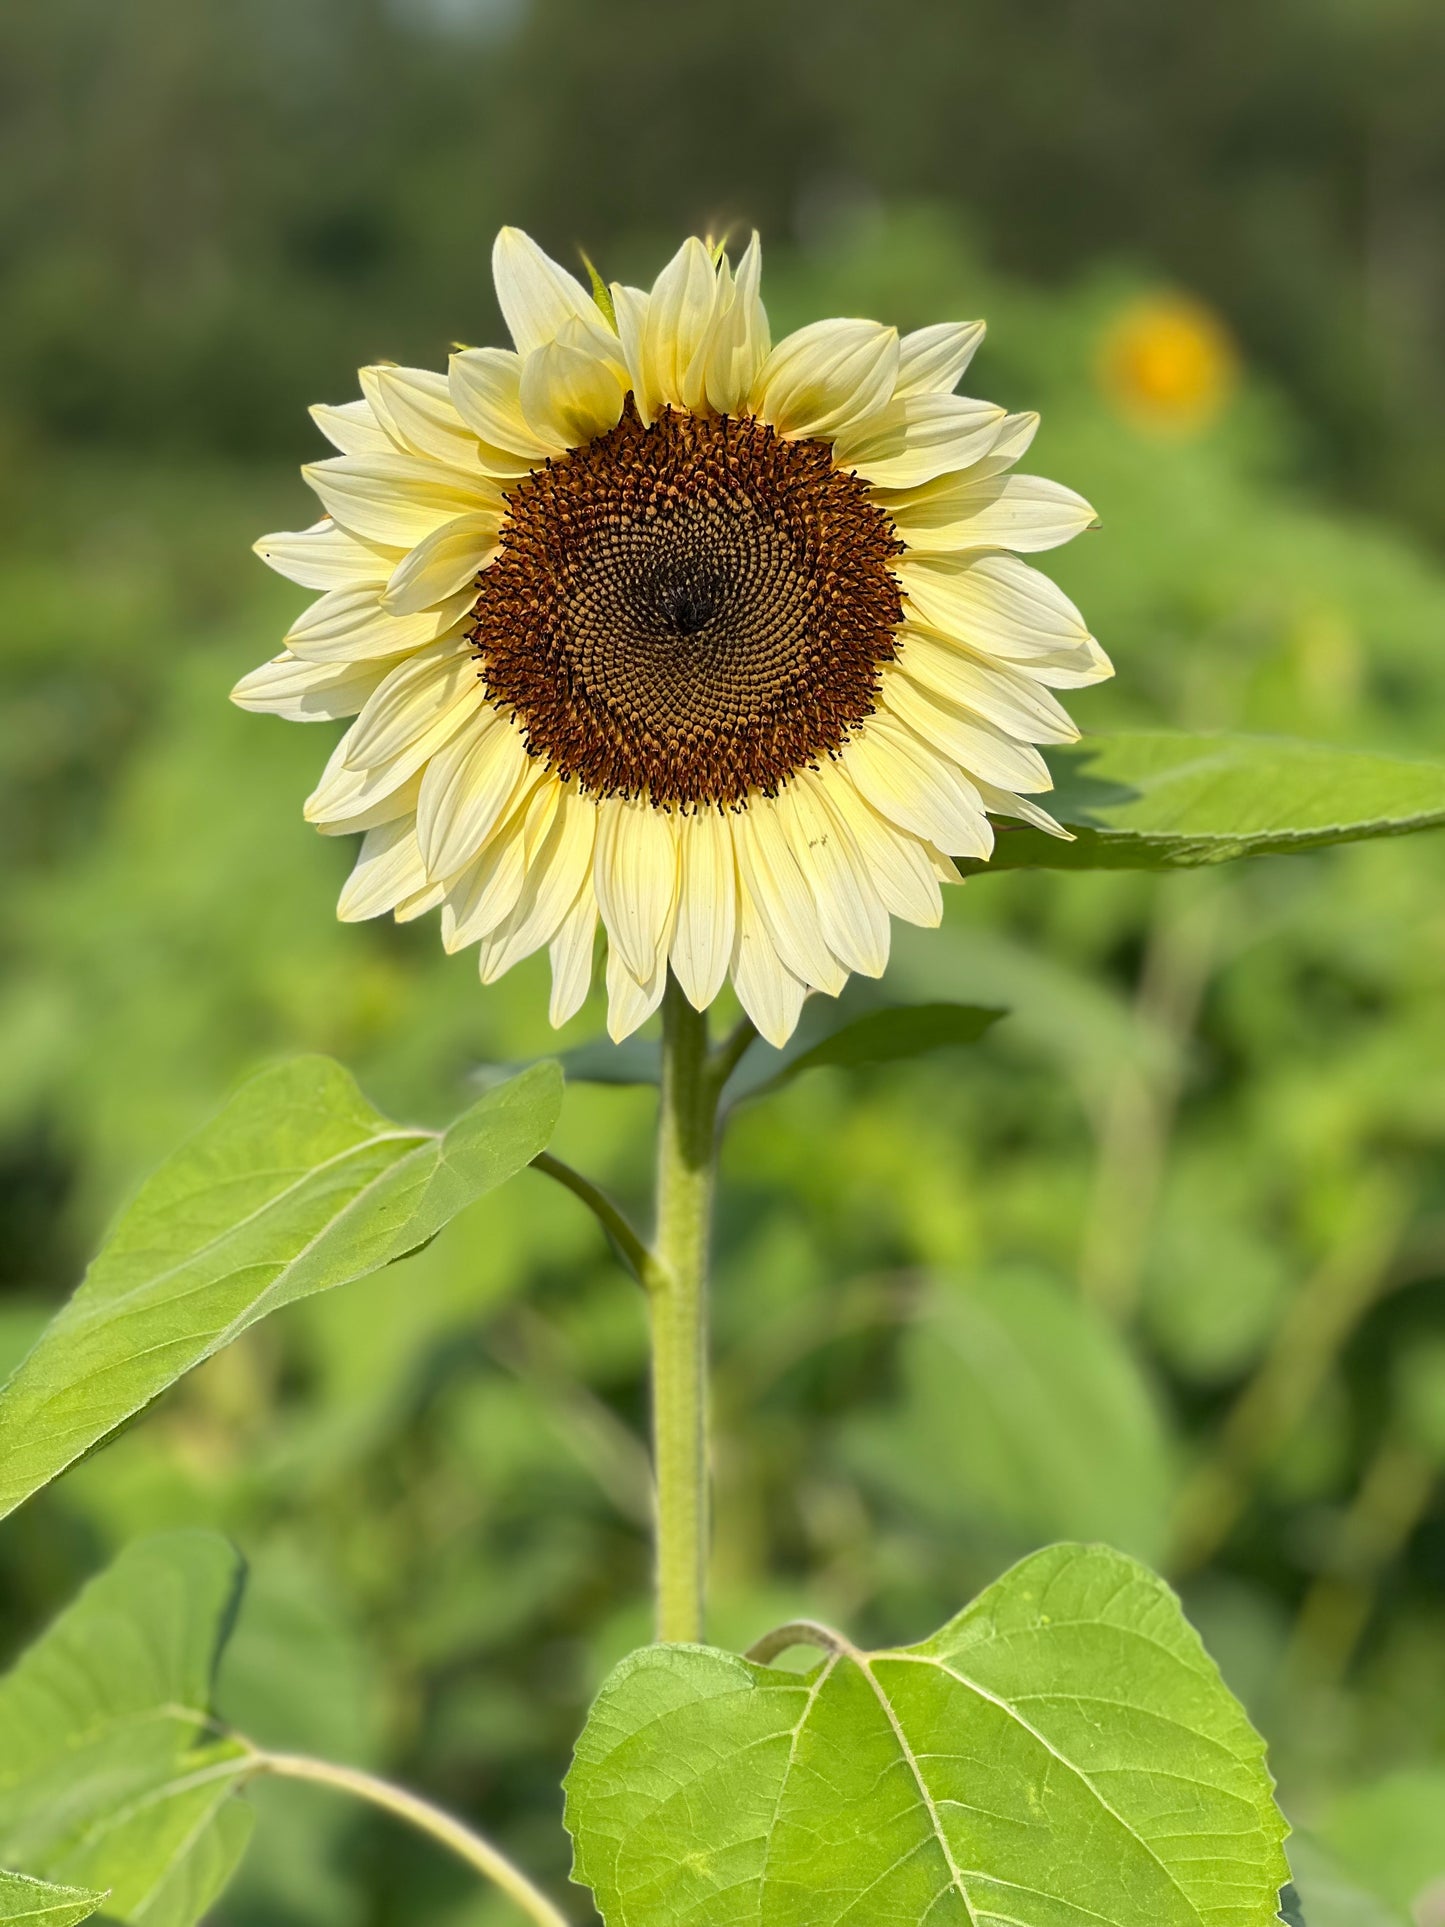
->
xmin=235 ymin=229 xmax=1109 ymax=1045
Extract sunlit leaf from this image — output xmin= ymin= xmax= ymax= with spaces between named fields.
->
xmin=729 ymin=1002 xmax=1004 ymax=1102
xmin=0 ymin=1057 xmax=561 ymax=1519
xmin=0 ymin=1870 xmax=105 ymax=1927
xmin=968 ymin=732 xmax=1445 ymax=871
xmin=566 ymin=1542 xmax=1290 ymax=1927
xmin=841 ymin=1269 xmax=1176 ymax=1560
xmin=0 ymin=1533 xmax=253 ymax=1927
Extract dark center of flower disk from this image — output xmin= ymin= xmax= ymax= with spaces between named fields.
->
xmin=468 ymin=403 xmax=904 ymax=808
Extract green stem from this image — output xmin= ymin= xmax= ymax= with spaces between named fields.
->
xmin=650 ymin=975 xmax=718 ymax=1644
xmin=530 ymin=1150 xmax=657 ymax=1288
xmin=256 ymin=1751 xmax=570 ymax=1927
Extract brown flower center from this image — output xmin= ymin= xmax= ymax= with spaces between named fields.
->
xmin=467 ymin=403 xmax=903 ymax=808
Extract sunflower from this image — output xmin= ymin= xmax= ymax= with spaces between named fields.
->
xmin=235 ymin=229 xmax=1108 ymax=1045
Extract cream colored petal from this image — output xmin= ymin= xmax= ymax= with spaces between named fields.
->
xmin=608 ymin=282 xmax=652 ymax=414
xmin=703 ymin=232 xmax=769 ymax=415
xmin=896 ymin=552 xmax=1108 ymax=684
xmin=593 ymin=797 xmax=679 ymax=982
xmin=303 ymin=454 xmax=497 ymax=549
xmin=415 ymin=711 xmax=535 ymax=878
xmin=337 ymin=818 xmax=429 ymax=922
xmin=476 ymin=786 xmax=596 ymax=982
xmin=972 ymin=775 xmax=1070 ymax=839
xmin=669 ymin=808 xmax=736 ymax=1011
xmin=893 ymin=320 xmax=986 ymax=398
xmin=518 ymin=329 xmax=629 ymax=448
xmin=394 ymin=878 xmax=445 ymax=921
xmin=286 ymin=584 xmax=470 ymax=664
xmin=836 ymin=393 xmax=1006 ymax=490
xmin=314 ymin=770 xmax=423 ymax=838
xmin=548 ymin=880 xmax=599 ymax=1027
xmin=730 ymin=801 xmax=845 ymax=995
xmin=605 ymin=942 xmax=668 ymax=1043
xmin=750 ymin=318 xmax=900 ymax=440
xmin=254 ymin=519 xmax=397 ymax=591
xmin=449 ymin=347 xmax=560 ymax=466
xmin=230 ymin=651 xmax=386 ymax=721
xmin=841 ymin=712 xmax=993 ymax=857
xmin=382 ymin=513 xmax=498 ymax=616
xmin=818 ymin=770 xmax=946 ymax=927
xmin=493 ymin=225 xmax=616 ymax=359
xmin=891 ymin=472 xmax=1098 ymax=555
xmin=963 ymin=410 xmax=1039 ymax=482
xmin=305 ymin=695 xmax=477 ymax=825
xmin=880 ymin=668 xmax=1051 ymax=797
xmin=442 ymin=809 xmax=530 ymax=951
xmin=343 ymin=637 xmax=479 ymax=769
xmin=729 ymin=887 xmax=809 ymax=1049
xmin=641 ymin=236 xmax=722 ymax=417
xmin=894 ymin=629 xmax=1081 ymax=744
xmin=776 ymin=775 xmax=890 ymax=979
xmin=366 ymin=365 xmax=485 ymax=471
xmin=310 ymin=398 xmax=397 ymax=457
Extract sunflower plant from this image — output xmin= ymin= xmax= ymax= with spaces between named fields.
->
xmin=3 ymin=229 xmax=1445 ymax=1927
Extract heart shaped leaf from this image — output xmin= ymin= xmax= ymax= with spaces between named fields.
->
xmin=0 ymin=1533 xmax=253 ymax=1927
xmin=566 ymin=1542 xmax=1289 ymax=1927
xmin=971 ymin=731 xmax=1445 ymax=871
xmin=0 ymin=1057 xmax=561 ymax=1519
xmin=0 ymin=1870 xmax=106 ymax=1927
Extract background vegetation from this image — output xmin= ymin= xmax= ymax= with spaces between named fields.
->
xmin=1 ymin=1 xmax=1442 ymax=1920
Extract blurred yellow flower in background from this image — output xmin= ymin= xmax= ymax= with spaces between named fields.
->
xmin=1098 ymin=293 xmax=1239 ymax=434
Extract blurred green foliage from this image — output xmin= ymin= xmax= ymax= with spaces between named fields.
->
xmin=1 ymin=2 xmax=1443 ymax=1921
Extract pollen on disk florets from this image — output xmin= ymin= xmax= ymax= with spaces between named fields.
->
xmin=467 ymin=402 xmax=904 ymax=808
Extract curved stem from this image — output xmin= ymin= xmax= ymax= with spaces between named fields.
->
xmin=256 ymin=1751 xmax=570 ymax=1927
xmin=745 ymin=1619 xmax=856 ymax=1665
xmin=530 ymin=1150 xmax=656 ymax=1288
xmin=650 ymin=976 xmax=717 ymax=1643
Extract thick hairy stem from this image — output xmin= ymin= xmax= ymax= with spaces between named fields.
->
xmin=256 ymin=1752 xmax=570 ymax=1927
xmin=650 ymin=976 xmax=717 ymax=1644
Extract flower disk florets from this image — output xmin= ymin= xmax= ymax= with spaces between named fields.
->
xmin=472 ymin=404 xmax=903 ymax=809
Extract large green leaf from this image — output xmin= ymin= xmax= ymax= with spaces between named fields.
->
xmin=0 ymin=1533 xmax=253 ymax=1927
xmin=566 ymin=1542 xmax=1290 ymax=1927
xmin=841 ymin=1269 xmax=1176 ymax=1561
xmin=0 ymin=1871 xmax=105 ymax=1927
xmin=966 ymin=732 xmax=1445 ymax=871
xmin=0 ymin=1057 xmax=561 ymax=1519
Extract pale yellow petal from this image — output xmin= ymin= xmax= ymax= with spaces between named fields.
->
xmin=493 ymin=225 xmax=615 ymax=359
xmin=880 ymin=668 xmax=1050 ymax=799
xmin=305 ymin=698 xmax=477 ymax=826
xmin=891 ymin=471 xmax=1098 ymax=555
xmin=449 ymin=346 xmax=560 ymax=466
xmin=415 ymin=711 xmax=535 ymax=878
xmin=640 ymin=236 xmax=721 ymax=417
xmin=548 ymin=881 xmax=599 ymax=1027
xmin=254 ymin=519 xmax=397 ymax=591
xmin=818 ymin=770 xmax=946 ymax=927
xmin=964 ymin=410 xmax=1039 ymax=481
xmin=604 ymin=942 xmax=668 ymax=1043
xmin=669 ymin=808 xmax=736 ymax=1010
xmin=310 ymin=398 xmax=396 ymax=457
xmin=286 ymin=584 xmax=470 ymax=663
xmin=337 ymin=818 xmax=429 ymax=922
xmin=382 ymin=513 xmax=498 ymax=616
xmin=303 ymin=454 xmax=498 ymax=549
xmin=703 ymin=232 xmax=770 ymax=415
xmin=972 ymin=776 xmax=1070 ymax=839
xmin=442 ymin=782 xmax=558 ymax=950
xmin=893 ymin=321 xmax=986 ymax=398
xmin=776 ymin=775 xmax=890 ymax=978
xmin=366 ymin=365 xmax=485 ymax=471
xmin=835 ymin=393 xmax=1006 ymax=490
xmin=230 ymin=651 xmax=386 ymax=722
xmin=476 ymin=786 xmax=596 ymax=981
xmin=896 ymin=552 xmax=1108 ymax=685
xmin=750 ymin=318 xmax=900 ymax=439
xmin=518 ymin=329 xmax=629 ymax=448
xmin=840 ymin=712 xmax=993 ymax=857
xmin=593 ymin=797 xmax=679 ymax=982
xmin=730 ymin=801 xmax=845 ymax=994
xmin=313 ymin=770 xmax=423 ymax=839
xmin=729 ymin=887 xmax=808 ymax=1048
xmin=343 ymin=637 xmax=479 ymax=770
xmin=894 ymin=629 xmax=1081 ymax=744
